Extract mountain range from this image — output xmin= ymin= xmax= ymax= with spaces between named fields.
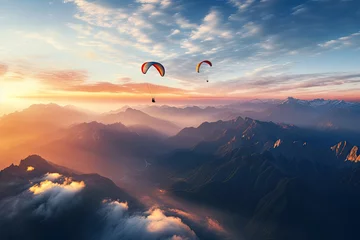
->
xmin=1 ymin=98 xmax=360 ymax=240
xmin=242 ymin=97 xmax=360 ymax=132
xmin=100 ymin=107 xmax=181 ymax=136
xmin=147 ymin=117 xmax=360 ymax=240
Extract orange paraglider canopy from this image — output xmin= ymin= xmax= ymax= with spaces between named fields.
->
xmin=196 ymin=60 xmax=212 ymax=73
xmin=141 ymin=62 xmax=165 ymax=76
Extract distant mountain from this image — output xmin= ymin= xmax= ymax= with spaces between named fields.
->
xmin=142 ymin=105 xmax=241 ymax=128
xmin=224 ymin=99 xmax=282 ymax=111
xmin=127 ymin=124 xmax=168 ymax=140
xmin=331 ymin=141 xmax=360 ymax=162
xmin=149 ymin=118 xmax=360 ymax=240
xmin=0 ymin=154 xmax=138 ymax=202
xmin=100 ymin=108 xmax=181 ymax=136
xmin=245 ymin=97 xmax=360 ymax=132
xmin=282 ymin=97 xmax=360 ymax=110
xmin=0 ymin=103 xmax=91 ymax=150
xmin=29 ymin=121 xmax=173 ymax=183
xmin=167 ymin=117 xmax=246 ymax=149
xmin=0 ymin=155 xmax=202 ymax=240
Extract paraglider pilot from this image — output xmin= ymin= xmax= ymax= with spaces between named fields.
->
xmin=141 ymin=61 xmax=164 ymax=104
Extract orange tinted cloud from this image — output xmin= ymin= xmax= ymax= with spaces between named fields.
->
xmin=206 ymin=217 xmax=226 ymax=233
xmin=66 ymin=82 xmax=186 ymax=95
xmin=36 ymin=70 xmax=88 ymax=87
xmin=118 ymin=77 xmax=132 ymax=83
xmin=0 ymin=63 xmax=8 ymax=76
xmin=26 ymin=166 xmax=35 ymax=172
xmin=168 ymin=209 xmax=200 ymax=222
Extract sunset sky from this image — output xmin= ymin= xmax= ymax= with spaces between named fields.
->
xmin=0 ymin=0 xmax=360 ymax=114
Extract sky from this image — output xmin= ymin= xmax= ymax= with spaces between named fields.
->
xmin=0 ymin=0 xmax=360 ymax=113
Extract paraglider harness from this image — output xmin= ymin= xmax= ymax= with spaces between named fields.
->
xmin=152 ymin=98 xmax=156 ymax=103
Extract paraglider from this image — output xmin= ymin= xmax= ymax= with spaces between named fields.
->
xmin=141 ymin=62 xmax=165 ymax=76
xmin=196 ymin=60 xmax=212 ymax=82
xmin=141 ymin=61 xmax=165 ymax=103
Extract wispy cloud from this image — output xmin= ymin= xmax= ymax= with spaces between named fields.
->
xmin=318 ymin=31 xmax=360 ymax=50
xmin=292 ymin=4 xmax=307 ymax=15
xmin=229 ymin=0 xmax=256 ymax=11
xmin=245 ymin=62 xmax=293 ymax=77
xmin=23 ymin=33 xmax=66 ymax=50
xmin=196 ymin=71 xmax=360 ymax=100
xmin=190 ymin=10 xmax=232 ymax=41
xmin=36 ymin=70 xmax=88 ymax=87
xmin=0 ymin=63 xmax=8 ymax=76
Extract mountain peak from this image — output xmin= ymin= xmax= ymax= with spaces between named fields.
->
xmin=346 ymin=146 xmax=360 ymax=162
xmin=330 ymin=141 xmax=352 ymax=158
xmin=274 ymin=139 xmax=282 ymax=148
xmin=19 ymin=155 xmax=51 ymax=168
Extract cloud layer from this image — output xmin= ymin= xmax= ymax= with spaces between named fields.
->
xmin=0 ymin=173 xmax=213 ymax=240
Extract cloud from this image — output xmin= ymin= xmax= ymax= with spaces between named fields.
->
xmin=0 ymin=63 xmax=8 ymax=76
xmin=43 ymin=172 xmax=62 ymax=180
xmin=118 ymin=77 xmax=133 ymax=83
xmin=170 ymin=29 xmax=180 ymax=36
xmin=64 ymin=0 xmax=128 ymax=28
xmin=64 ymin=0 xmax=177 ymax=58
xmin=190 ymin=10 xmax=232 ymax=42
xmin=236 ymin=22 xmax=261 ymax=38
xmin=61 ymin=0 xmax=360 ymax=91
xmin=26 ymin=166 xmax=35 ymax=172
xmin=0 ymin=174 xmax=86 ymax=221
xmin=100 ymin=203 xmax=197 ymax=240
xmin=206 ymin=217 xmax=226 ymax=233
xmin=318 ymin=31 xmax=360 ymax=50
xmin=67 ymin=23 xmax=93 ymax=36
xmin=24 ymin=33 xmax=66 ymax=50
xmin=3 ymin=0 xmax=360 ymax=100
xmin=1 ymin=62 xmax=188 ymax=98
xmin=245 ymin=62 xmax=293 ymax=76
xmin=28 ymin=177 xmax=85 ymax=217
xmin=195 ymin=72 xmax=360 ymax=99
xmin=67 ymin=82 xmax=186 ymax=95
xmin=292 ymin=5 xmax=307 ymax=15
xmin=167 ymin=209 xmax=200 ymax=222
xmin=36 ymin=70 xmax=88 ymax=87
xmin=101 ymin=199 xmax=129 ymax=220
xmin=0 ymin=172 xmax=230 ymax=240
xmin=229 ymin=0 xmax=256 ymax=11
xmin=29 ymin=178 xmax=84 ymax=195
xmin=174 ymin=13 xmax=197 ymax=29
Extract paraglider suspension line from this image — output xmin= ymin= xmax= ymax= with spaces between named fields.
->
xmin=147 ymin=83 xmax=153 ymax=98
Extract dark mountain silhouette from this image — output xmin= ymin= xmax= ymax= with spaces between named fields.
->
xmin=0 ymin=155 xmax=143 ymax=240
xmin=100 ymin=108 xmax=181 ymax=136
xmin=148 ymin=117 xmax=360 ymax=240
xmin=0 ymin=154 xmax=138 ymax=203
